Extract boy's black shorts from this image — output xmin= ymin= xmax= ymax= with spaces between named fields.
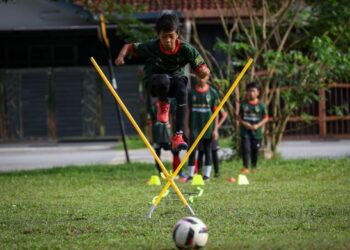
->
xmin=146 ymin=74 xmax=188 ymax=98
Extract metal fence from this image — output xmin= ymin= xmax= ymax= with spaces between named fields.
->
xmin=284 ymin=83 xmax=350 ymax=139
xmin=0 ymin=66 xmax=140 ymax=142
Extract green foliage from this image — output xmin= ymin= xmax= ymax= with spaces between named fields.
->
xmin=71 ymin=0 xmax=154 ymax=42
xmin=311 ymin=36 xmax=350 ymax=82
xmin=0 ymin=158 xmax=349 ymax=249
xmin=328 ymin=104 xmax=350 ymax=116
xmin=305 ymin=0 xmax=350 ymax=50
xmin=191 ymin=0 xmax=350 ymax=156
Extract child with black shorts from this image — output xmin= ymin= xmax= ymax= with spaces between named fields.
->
xmin=237 ymin=82 xmax=269 ymax=174
xmin=197 ymin=108 xmax=228 ymax=177
xmin=186 ymin=74 xmax=219 ymax=181
xmin=115 ymin=12 xmax=210 ymax=151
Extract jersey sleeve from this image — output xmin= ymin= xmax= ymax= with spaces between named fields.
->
xmin=211 ymin=88 xmax=220 ymax=111
xmin=184 ymin=43 xmax=206 ymax=71
xmin=260 ymin=103 xmax=269 ymax=119
xmin=133 ymin=40 xmax=154 ymax=57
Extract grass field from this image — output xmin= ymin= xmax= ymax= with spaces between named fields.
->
xmin=1 ymin=158 xmax=349 ymax=249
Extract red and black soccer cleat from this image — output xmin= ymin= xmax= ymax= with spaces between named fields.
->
xmin=171 ymin=132 xmax=188 ymax=151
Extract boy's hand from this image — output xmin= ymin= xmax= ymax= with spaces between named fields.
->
xmin=115 ymin=44 xmax=133 ymax=66
xmin=212 ymin=129 xmax=219 ymax=140
xmin=115 ymin=55 xmax=125 ymax=66
xmin=242 ymin=121 xmax=254 ymax=130
xmin=251 ymin=124 xmax=259 ymax=130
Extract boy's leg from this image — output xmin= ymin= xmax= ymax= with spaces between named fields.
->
xmin=172 ymin=151 xmax=180 ymax=173
xmin=171 ymin=150 xmax=186 ymax=178
xmin=251 ymin=139 xmax=262 ymax=169
xmin=168 ymin=76 xmax=188 ymax=151
xmin=197 ymin=150 xmax=204 ymax=175
xmin=211 ymin=139 xmax=220 ymax=177
xmin=154 ymin=147 xmax=162 ymax=175
xmin=241 ymin=137 xmax=251 ymax=174
xmin=168 ymin=76 xmax=187 ymax=133
xmin=148 ymin=74 xmax=170 ymax=123
xmin=187 ymin=136 xmax=197 ymax=181
xmin=203 ymin=139 xmax=212 ymax=180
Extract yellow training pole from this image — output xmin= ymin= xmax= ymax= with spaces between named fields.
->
xmin=149 ymin=58 xmax=253 ymax=215
xmin=89 ymin=57 xmax=194 ymax=216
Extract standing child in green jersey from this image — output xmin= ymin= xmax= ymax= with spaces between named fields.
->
xmin=186 ymin=74 xmax=219 ymax=181
xmin=115 ymin=12 xmax=210 ymax=151
xmin=197 ymin=108 xmax=228 ymax=177
xmin=237 ymin=82 xmax=269 ymax=174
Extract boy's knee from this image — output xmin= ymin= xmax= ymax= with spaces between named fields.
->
xmin=148 ymin=74 xmax=171 ymax=97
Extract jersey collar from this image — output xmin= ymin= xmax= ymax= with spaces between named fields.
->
xmin=248 ymin=99 xmax=259 ymax=105
xmin=195 ymin=83 xmax=210 ymax=93
xmin=159 ymin=39 xmax=180 ymax=55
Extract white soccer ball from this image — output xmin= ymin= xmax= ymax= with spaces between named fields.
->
xmin=172 ymin=216 xmax=208 ymax=249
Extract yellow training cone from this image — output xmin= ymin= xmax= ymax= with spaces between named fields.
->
xmin=237 ymin=174 xmax=249 ymax=185
xmin=148 ymin=175 xmax=161 ymax=186
xmin=192 ymin=174 xmax=205 ymax=186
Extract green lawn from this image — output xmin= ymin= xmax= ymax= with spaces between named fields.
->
xmin=0 ymin=158 xmax=349 ymax=249
xmin=115 ymin=136 xmax=147 ymax=150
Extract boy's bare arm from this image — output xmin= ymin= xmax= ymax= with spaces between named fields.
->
xmin=217 ymin=110 xmax=228 ymax=128
xmin=212 ymin=115 xmax=219 ymax=140
xmin=115 ymin=44 xmax=133 ymax=66
xmin=237 ymin=116 xmax=255 ymax=130
xmin=252 ymin=116 xmax=269 ymax=130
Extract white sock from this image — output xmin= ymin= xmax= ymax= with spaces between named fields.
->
xmin=205 ymin=165 xmax=212 ymax=178
xmin=188 ymin=166 xmax=195 ymax=177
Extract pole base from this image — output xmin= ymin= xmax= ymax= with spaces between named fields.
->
xmin=147 ymin=205 xmax=156 ymax=219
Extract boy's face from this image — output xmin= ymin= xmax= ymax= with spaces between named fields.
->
xmin=159 ymin=31 xmax=178 ymax=51
xmin=196 ymin=74 xmax=209 ymax=87
xmin=247 ymin=87 xmax=259 ymax=101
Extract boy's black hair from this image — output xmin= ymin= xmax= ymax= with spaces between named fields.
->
xmin=155 ymin=12 xmax=180 ymax=34
xmin=246 ymin=82 xmax=261 ymax=92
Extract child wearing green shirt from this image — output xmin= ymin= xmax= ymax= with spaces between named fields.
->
xmin=238 ymin=82 xmax=269 ymax=174
xmin=115 ymin=12 xmax=210 ymax=152
xmin=186 ymin=74 xmax=219 ymax=181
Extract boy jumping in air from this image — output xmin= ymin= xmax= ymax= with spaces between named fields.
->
xmin=115 ymin=12 xmax=210 ymax=151
xmin=237 ymin=82 xmax=269 ymax=174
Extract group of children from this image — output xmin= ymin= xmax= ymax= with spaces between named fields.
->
xmin=115 ymin=12 xmax=268 ymax=181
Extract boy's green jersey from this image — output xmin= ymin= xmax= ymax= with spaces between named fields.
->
xmin=188 ymin=85 xmax=219 ymax=139
xmin=133 ymin=39 xmax=206 ymax=82
xmin=239 ymin=101 xmax=268 ymax=139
